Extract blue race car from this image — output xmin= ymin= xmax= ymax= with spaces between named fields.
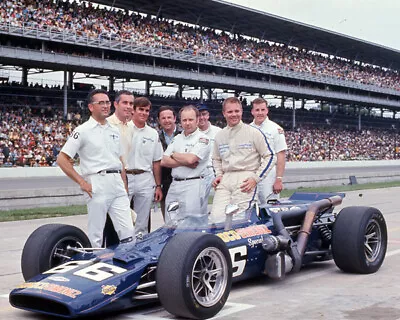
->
xmin=9 ymin=192 xmax=387 ymax=319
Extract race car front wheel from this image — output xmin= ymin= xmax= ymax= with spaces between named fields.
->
xmin=157 ymin=232 xmax=232 ymax=319
xmin=21 ymin=224 xmax=90 ymax=281
xmin=332 ymin=206 xmax=387 ymax=274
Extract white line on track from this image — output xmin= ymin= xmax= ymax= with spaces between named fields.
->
xmin=125 ymin=302 xmax=254 ymax=319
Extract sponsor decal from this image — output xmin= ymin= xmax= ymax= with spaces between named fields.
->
xmin=47 ymin=276 xmax=70 ymax=282
xmin=98 ymin=252 xmax=115 ymax=260
xmin=217 ymin=225 xmax=271 ymax=242
xmin=235 ymin=225 xmax=271 ymax=238
xmin=18 ymin=282 xmax=81 ymax=299
xmin=247 ymin=236 xmax=264 ymax=248
xmin=278 ymin=128 xmax=284 ymax=134
xmin=217 ymin=230 xmax=241 ymax=242
xmin=101 ymin=285 xmax=117 ymax=296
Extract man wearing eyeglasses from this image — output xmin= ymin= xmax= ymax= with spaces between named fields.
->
xmin=57 ymin=89 xmax=135 ymax=248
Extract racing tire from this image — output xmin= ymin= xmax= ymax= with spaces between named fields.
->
xmin=332 ymin=206 xmax=387 ymax=274
xmin=21 ymin=224 xmax=90 ymax=281
xmin=156 ymin=232 xmax=232 ymax=319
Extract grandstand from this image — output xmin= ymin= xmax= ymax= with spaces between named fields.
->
xmin=1 ymin=0 xmax=400 ymax=165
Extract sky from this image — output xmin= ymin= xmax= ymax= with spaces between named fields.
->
xmin=228 ymin=0 xmax=400 ymax=51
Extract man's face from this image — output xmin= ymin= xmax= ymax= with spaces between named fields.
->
xmin=158 ymin=110 xmax=176 ymax=131
xmin=133 ymin=105 xmax=151 ymax=126
xmin=251 ymin=102 xmax=269 ymax=126
xmin=114 ymin=94 xmax=134 ymax=122
xmin=198 ymin=110 xmax=210 ymax=129
xmin=223 ymin=101 xmax=242 ymax=127
xmin=89 ymin=93 xmax=111 ymax=121
xmin=180 ymin=109 xmax=198 ymax=135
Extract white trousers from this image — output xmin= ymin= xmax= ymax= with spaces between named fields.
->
xmin=165 ymin=178 xmax=207 ymax=225
xmin=257 ymin=167 xmax=279 ymax=205
xmin=85 ymin=173 xmax=134 ymax=248
xmin=127 ymin=172 xmax=155 ymax=236
xmin=210 ymin=171 xmax=257 ymax=221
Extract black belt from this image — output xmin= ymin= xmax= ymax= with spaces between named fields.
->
xmin=97 ymin=170 xmax=121 ymax=174
xmin=173 ymin=176 xmax=203 ymax=181
xmin=126 ymin=169 xmax=146 ymax=175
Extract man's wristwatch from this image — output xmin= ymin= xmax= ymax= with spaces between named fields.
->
xmin=276 ymin=176 xmax=283 ymax=180
xmin=156 ymin=185 xmax=162 ymax=188
xmin=170 ymin=152 xmax=175 ymax=160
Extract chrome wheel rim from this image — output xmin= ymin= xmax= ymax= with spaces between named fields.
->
xmin=191 ymin=247 xmax=228 ymax=307
xmin=365 ymin=218 xmax=382 ymax=262
xmin=50 ymin=237 xmax=84 ymax=267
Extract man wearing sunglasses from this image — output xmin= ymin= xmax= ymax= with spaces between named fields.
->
xmin=57 ymin=89 xmax=135 ymax=248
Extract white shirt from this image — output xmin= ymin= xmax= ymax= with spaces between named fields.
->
xmin=200 ymin=122 xmax=222 ymax=167
xmin=127 ymin=123 xmax=163 ymax=172
xmin=61 ymin=117 xmax=122 ymax=176
xmin=107 ymin=113 xmax=134 ymax=167
xmin=164 ymin=128 xmax=211 ymax=179
xmin=250 ymin=116 xmax=287 ymax=153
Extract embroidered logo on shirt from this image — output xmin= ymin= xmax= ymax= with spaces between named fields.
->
xmin=278 ymin=128 xmax=284 ymax=134
xmin=199 ymin=137 xmax=210 ymax=145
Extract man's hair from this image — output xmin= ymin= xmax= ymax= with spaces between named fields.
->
xmin=87 ymin=89 xmax=108 ymax=104
xmin=134 ymin=96 xmax=152 ymax=110
xmin=222 ymin=96 xmax=242 ymax=111
xmin=252 ymin=97 xmax=268 ymax=107
xmin=157 ymin=105 xmax=176 ymax=118
xmin=179 ymin=105 xmax=199 ymax=118
xmin=115 ymin=90 xmax=134 ymax=103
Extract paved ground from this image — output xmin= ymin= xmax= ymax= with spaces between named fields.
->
xmin=0 ymin=187 xmax=399 ymax=320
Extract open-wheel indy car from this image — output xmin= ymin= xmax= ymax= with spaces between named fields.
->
xmin=9 ymin=192 xmax=387 ymax=319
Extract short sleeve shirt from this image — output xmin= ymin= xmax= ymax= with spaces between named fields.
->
xmin=61 ymin=117 xmax=122 ymax=176
xmin=164 ymin=128 xmax=211 ymax=179
xmin=127 ymin=124 xmax=163 ymax=172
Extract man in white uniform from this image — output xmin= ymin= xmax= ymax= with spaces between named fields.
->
xmin=107 ymin=90 xmax=134 ymax=167
xmin=251 ymin=97 xmax=287 ymax=204
xmin=127 ymin=97 xmax=163 ymax=236
xmin=161 ymin=105 xmax=211 ymax=225
xmin=211 ymin=97 xmax=275 ymax=220
xmin=197 ymin=104 xmax=222 ymax=204
xmin=57 ymin=89 xmax=134 ymax=248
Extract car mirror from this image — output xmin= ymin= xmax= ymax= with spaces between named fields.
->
xmin=225 ymin=204 xmax=239 ymax=216
xmin=167 ymin=201 xmax=179 ymax=212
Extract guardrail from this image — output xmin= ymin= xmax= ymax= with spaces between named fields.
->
xmin=1 ymin=160 xmax=400 ymax=210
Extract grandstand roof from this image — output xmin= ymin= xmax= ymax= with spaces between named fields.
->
xmin=94 ymin=0 xmax=400 ymax=69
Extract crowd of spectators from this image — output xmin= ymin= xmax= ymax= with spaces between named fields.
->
xmin=2 ymin=0 xmax=400 ymax=90
xmin=1 ymin=104 xmax=399 ymax=168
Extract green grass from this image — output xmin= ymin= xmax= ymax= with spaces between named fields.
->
xmin=0 ymin=205 xmax=87 ymax=222
xmin=1 ymin=180 xmax=400 ymax=222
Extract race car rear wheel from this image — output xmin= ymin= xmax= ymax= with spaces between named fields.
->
xmin=157 ymin=232 xmax=232 ymax=319
xmin=21 ymin=224 xmax=90 ymax=281
xmin=332 ymin=206 xmax=387 ymax=274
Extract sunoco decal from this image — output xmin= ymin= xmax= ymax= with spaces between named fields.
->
xmin=18 ymin=282 xmax=81 ymax=298
xmin=101 ymin=285 xmax=117 ymax=296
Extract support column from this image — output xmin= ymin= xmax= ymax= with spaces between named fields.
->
xmin=200 ymin=86 xmax=204 ymax=103
xmin=358 ymin=107 xmax=361 ymax=131
xmin=63 ymin=71 xmax=68 ymax=119
xmin=292 ymin=98 xmax=296 ymax=130
xmin=21 ymin=67 xmax=28 ymax=86
xmin=281 ymin=96 xmax=285 ymax=108
xmin=207 ymin=88 xmax=212 ymax=100
xmin=301 ymin=99 xmax=305 ymax=109
xmin=108 ymin=76 xmax=114 ymax=92
xmin=145 ymin=80 xmax=150 ymax=96
xmin=68 ymin=71 xmax=73 ymax=90
xmin=177 ymin=84 xmax=183 ymax=99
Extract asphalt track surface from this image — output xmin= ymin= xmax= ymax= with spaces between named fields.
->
xmin=1 ymin=165 xmax=399 ymax=190
xmin=0 ymin=187 xmax=400 ymax=320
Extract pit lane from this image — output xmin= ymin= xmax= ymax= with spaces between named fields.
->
xmin=1 ymin=187 xmax=400 ymax=320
